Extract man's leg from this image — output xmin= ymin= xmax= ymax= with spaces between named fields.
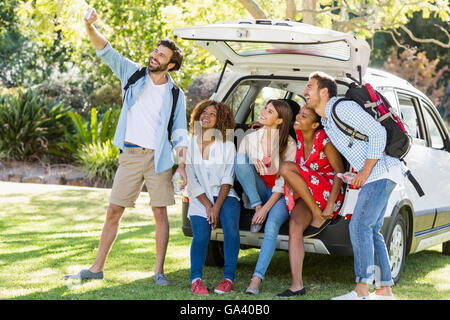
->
xmin=90 ymin=203 xmax=125 ymax=272
xmin=143 ymin=149 xmax=175 ymax=282
xmin=152 ymin=206 xmax=170 ymax=275
xmin=64 ymin=203 xmax=126 ymax=280
xmin=373 ymin=180 xmax=396 ymax=297
xmin=95 ymin=148 xmax=144 ymax=272
xmin=64 ymin=148 xmax=147 ymax=280
xmin=348 ymin=179 xmax=395 ymax=297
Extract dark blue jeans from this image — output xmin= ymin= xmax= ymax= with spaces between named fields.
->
xmin=190 ymin=196 xmax=241 ymax=282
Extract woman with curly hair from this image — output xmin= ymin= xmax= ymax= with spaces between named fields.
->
xmin=185 ymin=100 xmax=240 ymax=295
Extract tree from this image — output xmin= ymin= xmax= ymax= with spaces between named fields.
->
xmin=10 ymin=0 xmax=449 ymax=95
xmin=0 ymin=0 xmax=72 ymax=88
xmin=370 ymin=10 xmax=449 ymax=97
xmin=384 ymin=49 xmax=448 ymax=105
xmin=236 ymin=0 xmax=449 ymax=48
xmin=14 ymin=0 xmax=246 ymax=90
xmin=237 ymin=0 xmax=449 ymax=108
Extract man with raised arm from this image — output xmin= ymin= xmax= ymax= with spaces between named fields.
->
xmin=65 ymin=7 xmax=188 ymax=286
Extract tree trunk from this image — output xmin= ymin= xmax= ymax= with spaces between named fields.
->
xmin=237 ymin=0 xmax=267 ymax=19
xmin=302 ymin=0 xmax=317 ymax=25
xmin=286 ymin=0 xmax=297 ymax=21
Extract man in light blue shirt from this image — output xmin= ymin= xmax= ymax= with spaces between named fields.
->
xmin=305 ymin=71 xmax=403 ymax=300
xmin=64 ymin=7 xmax=188 ymax=285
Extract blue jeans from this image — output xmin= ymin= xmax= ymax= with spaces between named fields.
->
xmin=349 ymin=178 xmax=396 ymax=287
xmin=190 ymin=196 xmax=240 ymax=282
xmin=234 ymin=153 xmax=289 ymax=280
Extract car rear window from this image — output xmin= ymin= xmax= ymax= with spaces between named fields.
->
xmin=225 ymin=40 xmax=351 ymax=61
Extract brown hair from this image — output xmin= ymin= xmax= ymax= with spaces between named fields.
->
xmin=267 ymin=99 xmax=293 ymax=163
xmin=309 ymin=71 xmax=338 ymax=98
xmin=156 ymin=39 xmax=183 ymax=71
xmin=189 ymin=100 xmax=235 ymax=142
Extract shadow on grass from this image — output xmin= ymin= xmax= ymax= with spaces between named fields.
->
xmin=2 ymin=186 xmax=448 ymax=300
xmin=0 ymin=224 xmax=157 ymax=266
xmin=12 ymin=271 xmax=190 ymax=300
xmin=9 ymin=245 xmax=449 ymax=300
xmin=1 ymin=187 xmax=159 ymax=265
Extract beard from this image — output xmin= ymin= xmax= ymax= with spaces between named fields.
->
xmin=148 ymin=59 xmax=170 ymax=73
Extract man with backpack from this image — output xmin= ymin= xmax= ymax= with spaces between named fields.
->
xmin=304 ymin=71 xmax=407 ymax=300
xmin=65 ymin=7 xmax=188 ymax=285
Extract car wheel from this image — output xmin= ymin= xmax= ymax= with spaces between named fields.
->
xmin=443 ymin=241 xmax=450 ymax=255
xmin=205 ymin=240 xmax=224 ymax=267
xmin=387 ymin=214 xmax=407 ymax=284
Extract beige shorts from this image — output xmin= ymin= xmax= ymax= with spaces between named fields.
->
xmin=109 ymin=147 xmax=175 ymax=208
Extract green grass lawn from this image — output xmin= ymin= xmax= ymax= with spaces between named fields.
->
xmin=0 ymin=181 xmax=448 ymax=300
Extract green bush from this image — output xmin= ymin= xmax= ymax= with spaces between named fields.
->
xmin=76 ymin=140 xmax=119 ymax=187
xmin=89 ymin=83 xmax=122 ymax=109
xmin=0 ymin=89 xmax=69 ymax=162
xmin=58 ymin=107 xmax=120 ymax=160
xmin=33 ymin=82 xmax=89 ymax=117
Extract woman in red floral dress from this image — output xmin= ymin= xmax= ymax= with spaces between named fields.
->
xmin=277 ymin=107 xmax=344 ymax=297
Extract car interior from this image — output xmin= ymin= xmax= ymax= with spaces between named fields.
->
xmin=222 ymin=77 xmax=352 ymax=236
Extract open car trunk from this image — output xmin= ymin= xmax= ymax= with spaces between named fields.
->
xmin=174 ymin=19 xmax=371 ymax=81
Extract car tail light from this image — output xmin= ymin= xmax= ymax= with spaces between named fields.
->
xmin=345 ymin=214 xmax=352 ymax=220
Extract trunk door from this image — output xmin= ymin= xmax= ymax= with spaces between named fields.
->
xmin=173 ymin=19 xmax=371 ymax=79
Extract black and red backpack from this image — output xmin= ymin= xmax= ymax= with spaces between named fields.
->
xmin=331 ymin=82 xmax=411 ymax=159
xmin=331 ymin=82 xmax=424 ymax=196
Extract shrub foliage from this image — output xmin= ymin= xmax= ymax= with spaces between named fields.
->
xmin=0 ymin=89 xmax=69 ymax=162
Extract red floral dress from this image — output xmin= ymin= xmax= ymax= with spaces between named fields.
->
xmin=284 ymin=129 xmax=343 ymax=219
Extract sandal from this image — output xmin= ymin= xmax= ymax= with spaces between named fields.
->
xmin=276 ymin=288 xmax=306 ymax=297
xmin=303 ymin=219 xmax=331 ymax=238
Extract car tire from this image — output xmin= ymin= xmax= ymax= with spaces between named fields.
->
xmin=386 ymin=214 xmax=407 ymax=284
xmin=443 ymin=241 xmax=450 ymax=255
xmin=205 ymin=240 xmax=224 ymax=267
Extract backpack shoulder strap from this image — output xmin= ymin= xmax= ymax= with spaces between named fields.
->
xmin=168 ymin=85 xmax=180 ymax=142
xmin=331 ymin=98 xmax=368 ymax=147
xmin=123 ymin=67 xmax=147 ymax=91
xmin=122 ymin=67 xmax=147 ymax=104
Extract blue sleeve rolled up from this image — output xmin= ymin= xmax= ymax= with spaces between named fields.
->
xmin=96 ymin=42 xmax=140 ymax=86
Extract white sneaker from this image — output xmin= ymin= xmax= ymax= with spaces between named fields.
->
xmin=369 ymin=292 xmax=395 ymax=300
xmin=331 ymin=290 xmax=370 ymax=300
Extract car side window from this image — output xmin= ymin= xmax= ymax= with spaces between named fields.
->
xmin=397 ymin=93 xmax=425 ymax=140
xmin=226 ymin=84 xmax=251 ymax=115
xmin=245 ymin=87 xmax=289 ymax=124
xmin=421 ymin=101 xmax=445 ymax=149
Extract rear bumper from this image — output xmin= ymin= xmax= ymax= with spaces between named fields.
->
xmin=182 ymin=201 xmax=354 ymax=256
xmin=213 ymin=229 xmax=333 ymax=255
